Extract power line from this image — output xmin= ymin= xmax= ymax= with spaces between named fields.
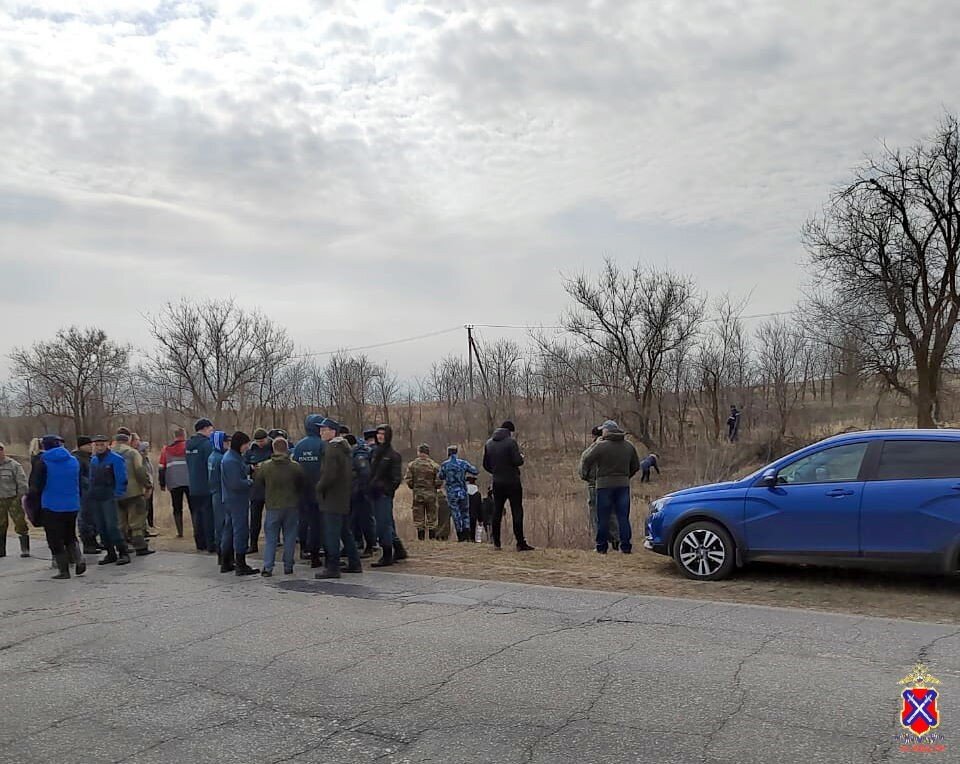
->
xmin=295 ymin=325 xmax=462 ymax=358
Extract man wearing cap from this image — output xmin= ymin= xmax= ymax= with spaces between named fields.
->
xmin=292 ymin=416 xmax=325 ymax=567
xmin=579 ymin=426 xmax=619 ymax=551
xmin=483 ymin=421 xmax=534 ymax=552
xmin=579 ymin=420 xmax=640 ymax=554
xmin=0 ymin=441 xmax=30 ymax=558
xmin=186 ymin=418 xmax=216 ymax=552
xmin=113 ymin=430 xmax=155 ymax=556
xmin=72 ymin=436 xmax=100 ymax=554
xmin=404 ymin=444 xmax=441 ymax=541
xmin=159 ymin=427 xmax=190 ymax=538
xmin=28 ymin=435 xmax=83 ymax=579
xmin=315 ymin=418 xmax=362 ymax=579
xmin=254 ymin=437 xmax=307 ymax=577
xmin=88 ymin=435 xmax=131 ymax=565
xmin=245 ymin=427 xmax=273 ymax=553
xmin=438 ymin=445 xmax=479 ymax=543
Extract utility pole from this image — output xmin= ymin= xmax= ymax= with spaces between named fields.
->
xmin=466 ymin=325 xmax=474 ymax=399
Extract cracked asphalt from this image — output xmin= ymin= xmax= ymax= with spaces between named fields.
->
xmin=1 ymin=551 xmax=957 ymax=763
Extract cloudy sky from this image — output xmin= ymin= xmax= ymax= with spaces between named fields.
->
xmin=1 ymin=0 xmax=958 ymax=379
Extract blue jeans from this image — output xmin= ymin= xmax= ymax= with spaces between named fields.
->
xmin=264 ymin=507 xmax=299 ymax=573
xmin=221 ymin=501 xmax=249 ymax=557
xmin=87 ymin=497 xmax=124 ymax=548
xmin=78 ymin=496 xmax=98 ymax=542
xmin=373 ymin=495 xmax=396 ymax=550
xmin=211 ymin=493 xmax=225 ymax=554
xmin=322 ymin=512 xmax=361 ymax=569
xmin=596 ymin=486 xmax=632 ymax=553
xmin=351 ymin=492 xmax=377 ymax=549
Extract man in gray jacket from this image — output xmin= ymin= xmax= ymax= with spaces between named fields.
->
xmin=579 ymin=420 xmax=639 ymax=554
xmin=579 ymin=426 xmax=619 ymax=551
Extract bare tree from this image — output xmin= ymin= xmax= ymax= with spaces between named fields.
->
xmin=695 ymin=295 xmax=750 ymax=440
xmin=756 ymin=318 xmax=810 ymax=438
xmin=804 ymin=114 xmax=960 ymax=426
xmin=9 ymin=326 xmax=132 ymax=436
xmin=145 ymin=298 xmax=293 ymax=416
xmin=371 ymin=364 xmax=400 ymax=425
xmin=547 ymin=258 xmax=704 ymax=446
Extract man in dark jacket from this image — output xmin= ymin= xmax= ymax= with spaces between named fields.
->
xmin=221 ymin=431 xmax=259 ymax=576
xmin=369 ymin=424 xmax=405 ymax=567
xmin=29 ymin=435 xmax=84 ymax=579
xmin=292 ymin=415 xmax=325 ymax=567
xmin=639 ymin=453 xmax=660 ymax=483
xmin=185 ymin=418 xmax=215 ymax=552
xmin=579 ymin=420 xmax=639 ymax=554
xmin=88 ymin=435 xmax=131 ymax=566
xmin=483 ymin=421 xmax=534 ymax=552
xmin=245 ymin=427 xmax=273 ymax=552
xmin=315 ymin=419 xmax=362 ymax=579
xmin=72 ymin=436 xmax=99 ymax=554
xmin=727 ymin=405 xmax=741 ymax=442
xmin=347 ymin=433 xmax=377 ymax=556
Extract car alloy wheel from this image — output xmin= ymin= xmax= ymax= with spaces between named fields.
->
xmin=672 ymin=521 xmax=735 ymax=581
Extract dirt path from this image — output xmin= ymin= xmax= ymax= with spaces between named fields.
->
xmin=146 ymin=531 xmax=960 ymax=625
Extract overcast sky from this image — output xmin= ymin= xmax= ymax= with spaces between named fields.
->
xmin=2 ymin=0 xmax=959 ymax=380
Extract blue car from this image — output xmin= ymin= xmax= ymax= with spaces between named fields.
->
xmin=644 ymin=429 xmax=960 ymax=581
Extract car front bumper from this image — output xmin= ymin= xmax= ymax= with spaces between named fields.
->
xmin=643 ymin=537 xmax=668 ymax=555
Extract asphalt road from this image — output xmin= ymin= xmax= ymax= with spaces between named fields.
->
xmin=0 ymin=550 xmax=957 ymax=763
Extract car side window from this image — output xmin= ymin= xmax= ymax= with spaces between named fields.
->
xmin=777 ymin=443 xmax=868 ymax=485
xmin=875 ymin=440 xmax=960 ymax=480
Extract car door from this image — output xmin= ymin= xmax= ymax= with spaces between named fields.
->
xmin=744 ymin=441 xmax=869 ymax=557
xmin=860 ymin=439 xmax=960 ymax=563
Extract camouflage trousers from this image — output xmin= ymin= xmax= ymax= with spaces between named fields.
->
xmin=0 ymin=495 xmax=28 ymax=537
xmin=447 ymin=493 xmax=470 ymax=533
xmin=411 ymin=493 xmax=438 ymax=531
xmin=118 ymin=495 xmax=148 ymax=551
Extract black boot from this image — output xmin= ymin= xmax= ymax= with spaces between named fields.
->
xmin=235 ymin=554 xmax=259 ymax=576
xmin=517 ymin=541 xmax=535 ymax=552
xmin=220 ymin=550 xmax=235 ymax=573
xmin=314 ymin=565 xmax=341 ymax=579
xmin=116 ymin=543 xmax=132 ymax=566
xmin=340 ymin=561 xmax=363 ymax=574
xmin=81 ymin=536 xmax=99 ymax=555
xmin=19 ymin=534 xmax=30 ymax=558
xmin=393 ymin=538 xmax=408 ymax=561
xmin=310 ymin=552 xmax=323 ymax=569
xmin=135 ymin=537 xmax=156 ymax=556
xmin=173 ymin=511 xmax=184 ymax=538
xmin=70 ymin=541 xmax=86 ymax=576
xmin=52 ymin=552 xmax=71 ymax=580
xmin=417 ymin=528 xmax=425 ymax=541
xmin=99 ymin=545 xmax=118 ymax=565
xmin=371 ymin=546 xmax=394 ymax=568
xmin=428 ymin=529 xmax=437 ymax=540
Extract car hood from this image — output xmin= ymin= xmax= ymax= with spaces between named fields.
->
xmin=661 ymin=477 xmax=752 ymax=500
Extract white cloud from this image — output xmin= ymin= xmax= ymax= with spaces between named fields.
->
xmin=1 ymin=0 xmax=959 ymax=379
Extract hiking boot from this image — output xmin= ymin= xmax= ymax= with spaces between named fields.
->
xmin=220 ymin=550 xmax=235 ymax=573
xmin=517 ymin=542 xmax=535 ymax=552
xmin=315 ymin=568 xmax=341 ymax=579
xmin=235 ymin=554 xmax=259 ymax=576
xmin=116 ymin=544 xmax=132 ymax=565
xmin=393 ymin=539 xmax=408 ymax=561
xmin=341 ymin=562 xmax=363 ymax=574
xmin=19 ymin=534 xmax=30 ymax=558
xmin=371 ymin=547 xmax=394 ymax=568
xmin=52 ymin=553 xmax=71 ymax=580
xmin=260 ymin=569 xmax=273 ymax=578
xmin=99 ymin=546 xmax=118 ymax=565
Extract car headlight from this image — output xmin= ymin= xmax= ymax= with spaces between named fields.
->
xmin=649 ymin=497 xmax=670 ymax=514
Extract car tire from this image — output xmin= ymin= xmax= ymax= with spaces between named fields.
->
xmin=672 ymin=521 xmax=736 ymax=581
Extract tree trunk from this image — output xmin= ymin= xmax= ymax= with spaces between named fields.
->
xmin=915 ymin=364 xmax=936 ymax=428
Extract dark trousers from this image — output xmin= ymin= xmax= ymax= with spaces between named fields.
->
xmin=169 ymin=486 xmax=188 ymax=535
xmin=299 ymin=500 xmax=322 ymax=555
xmin=351 ymin=493 xmax=377 ymax=549
xmin=146 ymin=493 xmax=155 ymax=527
xmin=249 ymin=498 xmax=265 ymax=549
xmin=373 ymin=495 xmax=396 ymax=551
xmin=221 ymin=501 xmax=249 ymax=557
xmin=640 ymin=469 xmax=653 ymax=483
xmin=188 ymin=492 xmax=211 ymax=551
xmin=211 ymin=494 xmax=225 ymax=554
xmin=492 ymin=482 xmax=526 ymax=548
xmin=322 ymin=512 xmax=360 ymax=570
xmin=77 ymin=496 xmax=98 ymax=544
xmin=41 ymin=509 xmax=78 ymax=556
xmin=596 ymin=486 xmax=632 ymax=553
xmin=88 ymin=497 xmax=124 ymax=548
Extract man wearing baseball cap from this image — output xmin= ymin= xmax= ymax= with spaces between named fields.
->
xmin=185 ymin=418 xmax=216 ymax=553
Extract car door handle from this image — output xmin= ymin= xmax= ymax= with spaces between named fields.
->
xmin=825 ymin=489 xmax=854 ymax=497
xmin=952 ymin=485 xmax=960 ymax=491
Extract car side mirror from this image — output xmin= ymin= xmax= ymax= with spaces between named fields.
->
xmin=759 ymin=469 xmax=778 ymax=488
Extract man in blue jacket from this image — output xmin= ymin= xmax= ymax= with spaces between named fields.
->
xmin=245 ymin=427 xmax=273 ymax=553
xmin=439 ymin=445 xmax=479 ymax=542
xmin=208 ymin=431 xmax=230 ymax=562
xmin=88 ymin=435 xmax=131 ymax=566
xmin=185 ymin=417 xmax=215 ymax=553
xmin=292 ymin=415 xmax=325 ymax=567
xmin=29 ymin=435 xmax=83 ymax=579
xmin=221 ymin=431 xmax=259 ymax=576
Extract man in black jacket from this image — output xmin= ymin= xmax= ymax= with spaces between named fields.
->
xmin=369 ymin=424 xmax=405 ymax=567
xmin=72 ymin=436 xmax=99 ymax=554
xmin=483 ymin=421 xmax=534 ymax=552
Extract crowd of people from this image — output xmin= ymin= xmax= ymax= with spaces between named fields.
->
xmin=0 ymin=414 xmax=668 ymax=577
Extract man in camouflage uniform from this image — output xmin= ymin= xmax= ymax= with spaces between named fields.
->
xmin=113 ymin=430 xmax=155 ymax=556
xmin=0 ymin=442 xmax=30 ymax=557
xmin=404 ymin=444 xmax=441 ymax=540
xmin=439 ymin=445 xmax=479 ymax=542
